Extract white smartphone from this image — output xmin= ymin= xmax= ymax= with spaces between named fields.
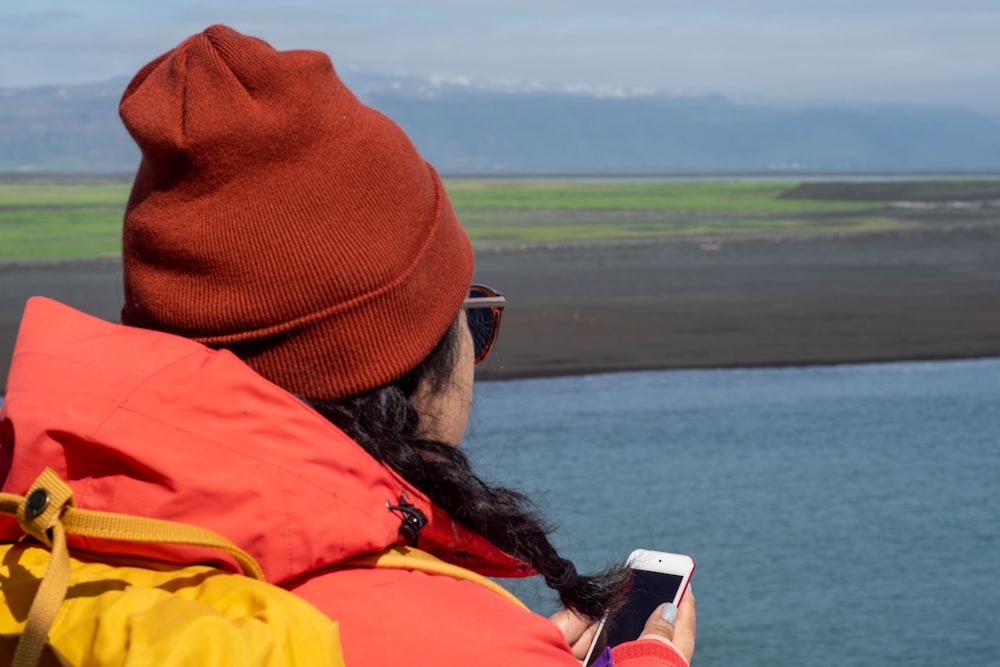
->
xmin=583 ymin=549 xmax=695 ymax=666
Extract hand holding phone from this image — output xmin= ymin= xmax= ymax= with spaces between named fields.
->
xmin=583 ymin=549 xmax=695 ymax=666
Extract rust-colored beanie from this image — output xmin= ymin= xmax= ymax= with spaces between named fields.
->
xmin=119 ymin=25 xmax=473 ymax=400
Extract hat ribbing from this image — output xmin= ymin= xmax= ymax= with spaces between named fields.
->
xmin=119 ymin=25 xmax=473 ymax=399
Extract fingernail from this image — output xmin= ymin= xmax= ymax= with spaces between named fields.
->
xmin=661 ymin=603 xmax=678 ymax=623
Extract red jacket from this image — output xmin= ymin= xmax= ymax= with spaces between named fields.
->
xmin=0 ymin=297 xmax=686 ymax=667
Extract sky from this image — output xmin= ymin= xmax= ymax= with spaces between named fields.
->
xmin=2 ymin=1 xmax=1000 ymax=111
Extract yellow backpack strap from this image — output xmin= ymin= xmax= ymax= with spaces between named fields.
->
xmin=340 ymin=544 xmax=528 ymax=610
xmin=0 ymin=467 xmax=266 ymax=667
xmin=0 ymin=469 xmax=74 ymax=667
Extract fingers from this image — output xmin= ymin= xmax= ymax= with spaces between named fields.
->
xmin=638 ymin=603 xmax=678 ymax=643
xmin=550 ymin=609 xmax=601 ymax=660
xmin=672 ymin=589 xmax=697 ymax=661
xmin=570 ymin=622 xmax=600 ymax=660
xmin=637 ymin=589 xmax=696 ymax=662
xmin=549 ymin=609 xmax=587 ymax=643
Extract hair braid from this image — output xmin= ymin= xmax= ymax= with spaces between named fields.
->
xmin=305 ymin=317 xmax=628 ymax=620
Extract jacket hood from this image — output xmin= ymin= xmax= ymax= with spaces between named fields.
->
xmin=0 ymin=297 xmax=530 ymax=582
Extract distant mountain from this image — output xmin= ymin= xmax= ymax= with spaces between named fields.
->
xmin=0 ymin=77 xmax=135 ymax=172
xmin=3 ymin=72 xmax=1000 ymax=174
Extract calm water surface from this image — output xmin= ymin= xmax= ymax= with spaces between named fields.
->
xmin=465 ymin=359 xmax=1000 ymax=667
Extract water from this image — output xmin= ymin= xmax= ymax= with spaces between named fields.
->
xmin=464 ymin=358 xmax=1000 ymax=667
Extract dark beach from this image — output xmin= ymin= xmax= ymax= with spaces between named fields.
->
xmin=3 ymin=182 xmax=1000 ymax=390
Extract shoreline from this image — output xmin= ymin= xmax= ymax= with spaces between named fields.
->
xmin=470 ymin=222 xmax=1000 ymax=381
xmin=4 ymin=223 xmax=1000 ymax=392
xmin=477 ymin=351 xmax=1000 ymax=382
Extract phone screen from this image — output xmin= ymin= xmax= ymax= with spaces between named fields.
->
xmin=604 ymin=569 xmax=684 ymax=648
xmin=584 ymin=551 xmax=693 ymax=667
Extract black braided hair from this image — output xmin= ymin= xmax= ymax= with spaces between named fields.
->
xmin=304 ymin=316 xmax=628 ymax=620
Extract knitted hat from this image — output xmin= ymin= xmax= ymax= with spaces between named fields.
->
xmin=119 ymin=25 xmax=473 ymax=400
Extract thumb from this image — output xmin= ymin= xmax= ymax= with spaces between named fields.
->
xmin=638 ymin=602 xmax=678 ymax=644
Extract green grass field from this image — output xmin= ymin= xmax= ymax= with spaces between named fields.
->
xmin=0 ymin=180 xmax=131 ymax=259
xmin=0 ymin=178 xmax=896 ymax=260
xmin=446 ymin=180 xmax=877 ymax=212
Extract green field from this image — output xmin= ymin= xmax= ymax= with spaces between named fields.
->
xmin=0 ymin=179 xmax=131 ymax=259
xmin=0 ymin=178 xmax=896 ymax=260
xmin=446 ymin=180 xmax=876 ymax=212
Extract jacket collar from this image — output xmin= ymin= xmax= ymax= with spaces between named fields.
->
xmin=0 ymin=297 xmax=531 ymax=581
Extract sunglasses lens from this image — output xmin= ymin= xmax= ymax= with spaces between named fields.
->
xmin=466 ymin=304 xmax=493 ymax=361
xmin=464 ymin=285 xmax=504 ymax=364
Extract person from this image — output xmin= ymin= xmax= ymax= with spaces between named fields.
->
xmin=0 ymin=25 xmax=695 ymax=666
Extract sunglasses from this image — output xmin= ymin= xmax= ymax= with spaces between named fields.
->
xmin=462 ymin=284 xmax=505 ymax=365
